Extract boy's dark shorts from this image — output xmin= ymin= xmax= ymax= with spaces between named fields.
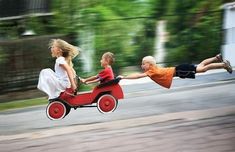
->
xmin=175 ymin=64 xmax=196 ymax=79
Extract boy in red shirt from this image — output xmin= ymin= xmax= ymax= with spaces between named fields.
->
xmin=119 ymin=54 xmax=232 ymax=89
xmin=80 ymin=52 xmax=114 ymax=84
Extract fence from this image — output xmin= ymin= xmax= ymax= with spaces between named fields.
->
xmin=0 ymin=34 xmax=73 ymax=94
xmin=0 ymin=0 xmax=51 ymax=19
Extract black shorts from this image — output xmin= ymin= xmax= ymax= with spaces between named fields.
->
xmin=175 ymin=64 xmax=196 ymax=79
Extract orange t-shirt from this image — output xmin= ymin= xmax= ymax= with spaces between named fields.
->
xmin=145 ymin=65 xmax=176 ymax=89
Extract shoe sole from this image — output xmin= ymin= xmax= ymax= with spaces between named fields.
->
xmin=224 ymin=60 xmax=233 ymax=74
xmin=216 ymin=54 xmax=223 ymax=62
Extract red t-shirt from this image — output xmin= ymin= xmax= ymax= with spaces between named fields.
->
xmin=98 ymin=66 xmax=114 ymax=83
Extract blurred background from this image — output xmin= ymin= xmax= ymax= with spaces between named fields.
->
xmin=0 ymin=0 xmax=234 ymax=101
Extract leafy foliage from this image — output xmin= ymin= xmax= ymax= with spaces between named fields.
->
xmin=51 ymin=0 xmax=154 ymax=74
xmin=0 ymin=0 xmax=227 ymax=71
xmin=162 ymin=0 xmax=223 ymax=65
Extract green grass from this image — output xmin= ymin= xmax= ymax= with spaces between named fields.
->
xmin=0 ymin=85 xmax=94 ymax=112
xmin=0 ymin=97 xmax=47 ymax=112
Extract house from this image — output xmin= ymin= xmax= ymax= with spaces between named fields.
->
xmin=0 ymin=0 xmax=52 ymax=38
xmin=222 ymin=2 xmax=235 ymax=67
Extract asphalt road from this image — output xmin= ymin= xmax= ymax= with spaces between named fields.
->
xmin=1 ymin=71 xmax=235 ymax=152
xmin=0 ymin=71 xmax=234 ymax=136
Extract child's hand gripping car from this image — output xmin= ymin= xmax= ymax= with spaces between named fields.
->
xmin=46 ymin=77 xmax=124 ymax=120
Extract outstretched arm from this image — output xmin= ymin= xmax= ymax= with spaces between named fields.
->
xmin=80 ymin=75 xmax=100 ymax=84
xmin=85 ymin=78 xmax=100 ymax=84
xmin=119 ymin=73 xmax=147 ymax=79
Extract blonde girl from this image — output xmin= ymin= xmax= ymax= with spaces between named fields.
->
xmin=37 ymin=39 xmax=79 ymax=100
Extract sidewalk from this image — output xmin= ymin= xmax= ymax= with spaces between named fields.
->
xmin=1 ymin=106 xmax=235 ymax=152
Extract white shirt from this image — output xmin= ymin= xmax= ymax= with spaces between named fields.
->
xmin=54 ymin=57 xmax=69 ymax=83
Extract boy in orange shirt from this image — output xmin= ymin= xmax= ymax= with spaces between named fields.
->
xmin=118 ymin=54 xmax=232 ymax=89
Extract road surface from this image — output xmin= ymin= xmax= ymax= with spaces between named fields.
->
xmin=0 ymin=71 xmax=235 ymax=152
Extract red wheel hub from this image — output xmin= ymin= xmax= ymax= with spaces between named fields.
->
xmin=98 ymin=95 xmax=117 ymax=113
xmin=47 ymin=101 xmax=66 ymax=120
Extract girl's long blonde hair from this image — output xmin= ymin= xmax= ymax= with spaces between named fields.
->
xmin=49 ymin=39 xmax=79 ymax=68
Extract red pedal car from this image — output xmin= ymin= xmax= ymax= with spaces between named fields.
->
xmin=46 ymin=78 xmax=124 ymax=120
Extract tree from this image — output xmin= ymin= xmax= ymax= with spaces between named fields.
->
xmin=163 ymin=0 xmax=223 ymax=65
xmin=51 ymin=0 xmax=153 ymax=74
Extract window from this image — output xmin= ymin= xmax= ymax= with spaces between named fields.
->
xmin=224 ymin=27 xmax=235 ymax=44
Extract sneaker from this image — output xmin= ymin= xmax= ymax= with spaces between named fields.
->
xmin=216 ymin=54 xmax=223 ymax=62
xmin=224 ymin=60 xmax=233 ymax=74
